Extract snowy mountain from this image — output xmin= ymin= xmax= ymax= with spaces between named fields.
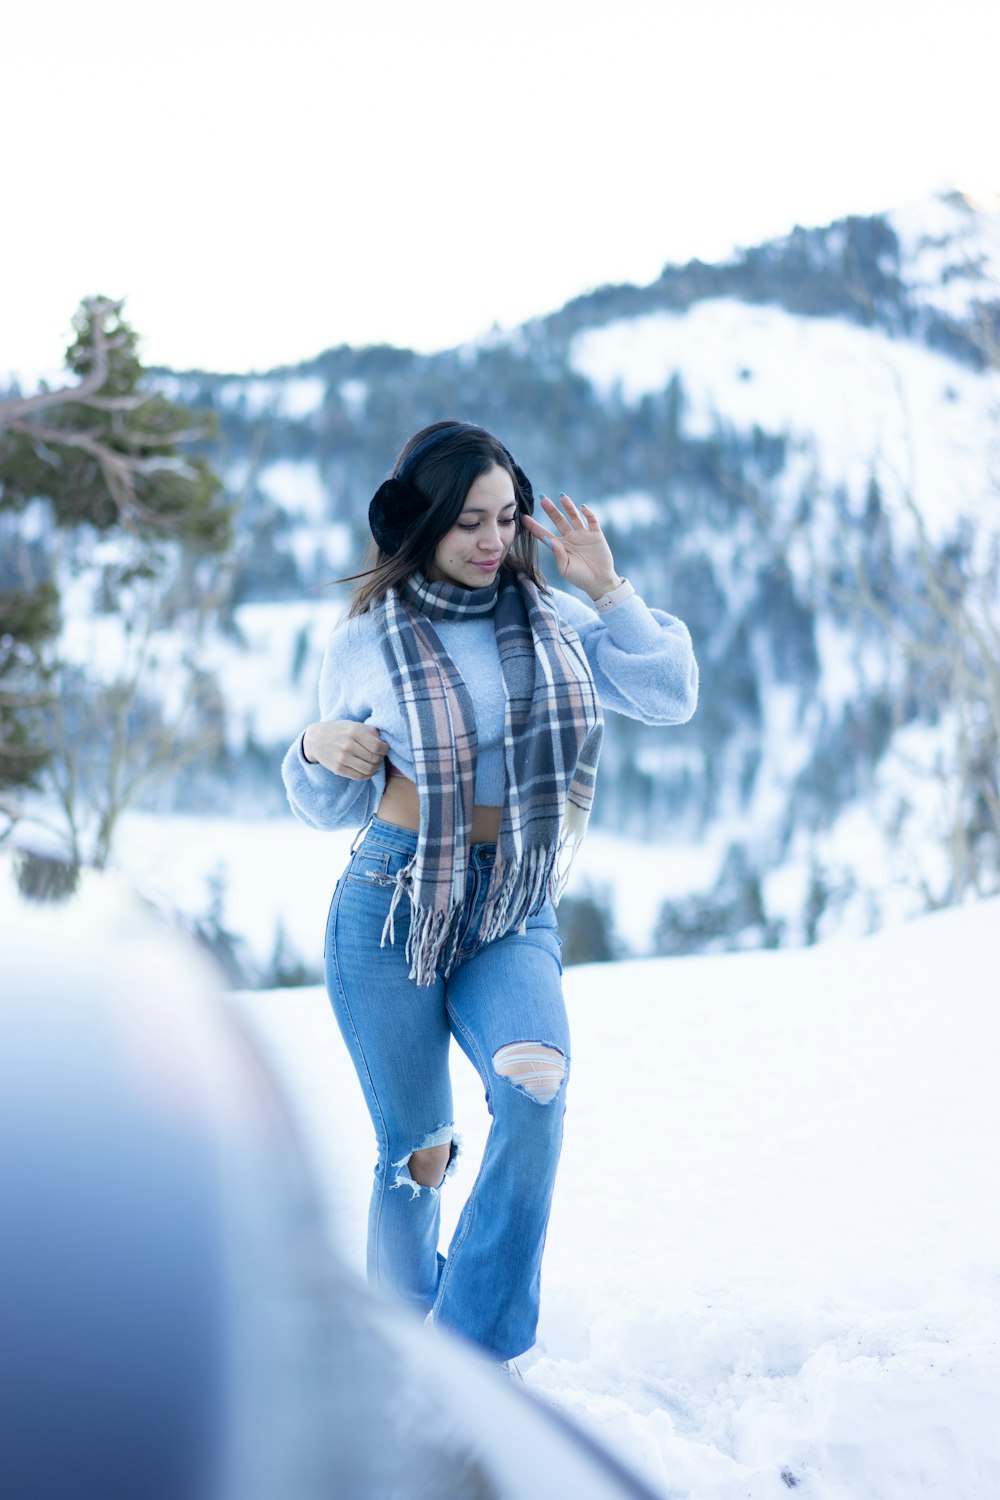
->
xmin=25 ymin=190 xmax=1000 ymax=974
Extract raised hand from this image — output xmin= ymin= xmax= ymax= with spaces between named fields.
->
xmin=522 ymin=494 xmax=622 ymax=600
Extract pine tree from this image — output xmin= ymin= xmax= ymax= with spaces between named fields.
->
xmin=0 ymin=582 xmax=59 ymax=789
xmin=0 ymin=295 xmax=231 ymax=854
xmin=0 ymin=296 xmax=226 ymax=541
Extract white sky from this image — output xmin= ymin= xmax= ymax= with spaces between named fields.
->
xmin=2 ymin=0 xmax=998 ymax=379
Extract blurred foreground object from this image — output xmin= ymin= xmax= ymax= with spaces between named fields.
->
xmin=0 ymin=853 xmax=660 ymax=1500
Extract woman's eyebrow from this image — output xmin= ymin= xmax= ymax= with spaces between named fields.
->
xmin=460 ymin=505 xmax=519 ymax=515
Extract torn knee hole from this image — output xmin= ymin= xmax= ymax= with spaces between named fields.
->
xmin=391 ymin=1127 xmax=460 ymax=1197
xmin=493 ymin=1041 xmax=567 ymax=1104
xmin=408 ymin=1143 xmax=453 ymax=1188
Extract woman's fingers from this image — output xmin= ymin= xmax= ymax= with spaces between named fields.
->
xmin=346 ymin=727 xmax=388 ymax=776
xmin=556 ymin=493 xmax=586 ymax=526
xmin=540 ymin=494 xmax=598 ymax=533
xmin=354 ymin=725 xmax=388 ymax=757
xmin=342 ymin=756 xmax=379 ymax=779
xmin=522 ymin=514 xmax=557 ymax=550
xmin=529 ymin=497 xmax=608 ymax=587
xmin=539 ymin=494 xmax=575 ymax=533
xmin=308 ymin=721 xmax=388 ymax=779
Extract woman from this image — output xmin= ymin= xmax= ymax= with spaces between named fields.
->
xmin=282 ymin=421 xmax=697 ymax=1364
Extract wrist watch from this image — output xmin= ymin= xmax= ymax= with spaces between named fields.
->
xmin=593 ymin=577 xmax=635 ymax=613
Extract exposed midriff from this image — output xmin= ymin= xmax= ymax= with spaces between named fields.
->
xmin=377 ymin=761 xmax=502 ymax=844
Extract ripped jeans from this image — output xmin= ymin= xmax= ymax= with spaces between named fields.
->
xmin=325 ymin=817 xmax=570 ymax=1362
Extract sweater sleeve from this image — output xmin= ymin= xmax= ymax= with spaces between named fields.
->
xmin=550 ymin=587 xmax=699 ymax=725
xmin=280 ymin=617 xmax=387 ymax=831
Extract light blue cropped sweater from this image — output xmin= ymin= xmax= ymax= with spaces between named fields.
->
xmin=281 ymin=587 xmax=698 ymax=832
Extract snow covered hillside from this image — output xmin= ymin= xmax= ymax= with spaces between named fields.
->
xmin=233 ymin=896 xmax=1000 ymax=1500
xmin=9 ymin=189 xmax=1000 ymax=968
xmin=569 ymin=296 xmax=999 ymax=538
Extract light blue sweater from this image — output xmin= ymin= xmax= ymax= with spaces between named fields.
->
xmin=281 ymin=587 xmax=698 ymax=831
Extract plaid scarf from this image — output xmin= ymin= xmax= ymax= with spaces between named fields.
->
xmin=372 ymin=569 xmax=604 ymax=985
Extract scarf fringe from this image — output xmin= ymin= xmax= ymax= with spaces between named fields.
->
xmin=380 ymin=862 xmax=466 ymax=988
xmin=380 ymin=802 xmax=594 ymax=988
xmin=405 ymin=902 xmax=465 ymax=988
xmin=551 ymin=796 xmax=590 ymax=903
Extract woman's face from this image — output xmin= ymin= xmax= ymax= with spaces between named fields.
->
xmin=426 ymin=465 xmax=519 ymax=589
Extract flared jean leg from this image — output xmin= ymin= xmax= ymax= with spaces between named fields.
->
xmin=325 ymin=872 xmax=455 ymax=1316
xmin=432 ymin=913 xmax=569 ymax=1360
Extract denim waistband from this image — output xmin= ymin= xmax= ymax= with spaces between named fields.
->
xmin=360 ymin=815 xmax=498 ymax=868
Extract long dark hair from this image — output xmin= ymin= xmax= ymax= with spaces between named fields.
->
xmin=345 ymin=421 xmax=546 ymax=617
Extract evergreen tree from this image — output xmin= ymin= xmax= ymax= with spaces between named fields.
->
xmin=0 ymin=581 xmax=59 ymax=789
xmin=557 ymin=887 xmax=623 ymax=965
xmin=0 ymin=295 xmax=231 ymax=854
xmin=0 ymin=296 xmax=226 ymax=540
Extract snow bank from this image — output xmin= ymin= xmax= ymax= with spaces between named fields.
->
xmin=233 ymin=897 xmax=1000 ymax=1499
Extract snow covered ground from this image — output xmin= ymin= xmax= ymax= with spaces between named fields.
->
xmin=232 ymin=897 xmax=1000 ymax=1499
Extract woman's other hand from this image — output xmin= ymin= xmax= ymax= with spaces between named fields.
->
xmin=303 ymin=721 xmax=389 ymax=779
xmin=522 ymin=494 xmax=623 ymax=600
